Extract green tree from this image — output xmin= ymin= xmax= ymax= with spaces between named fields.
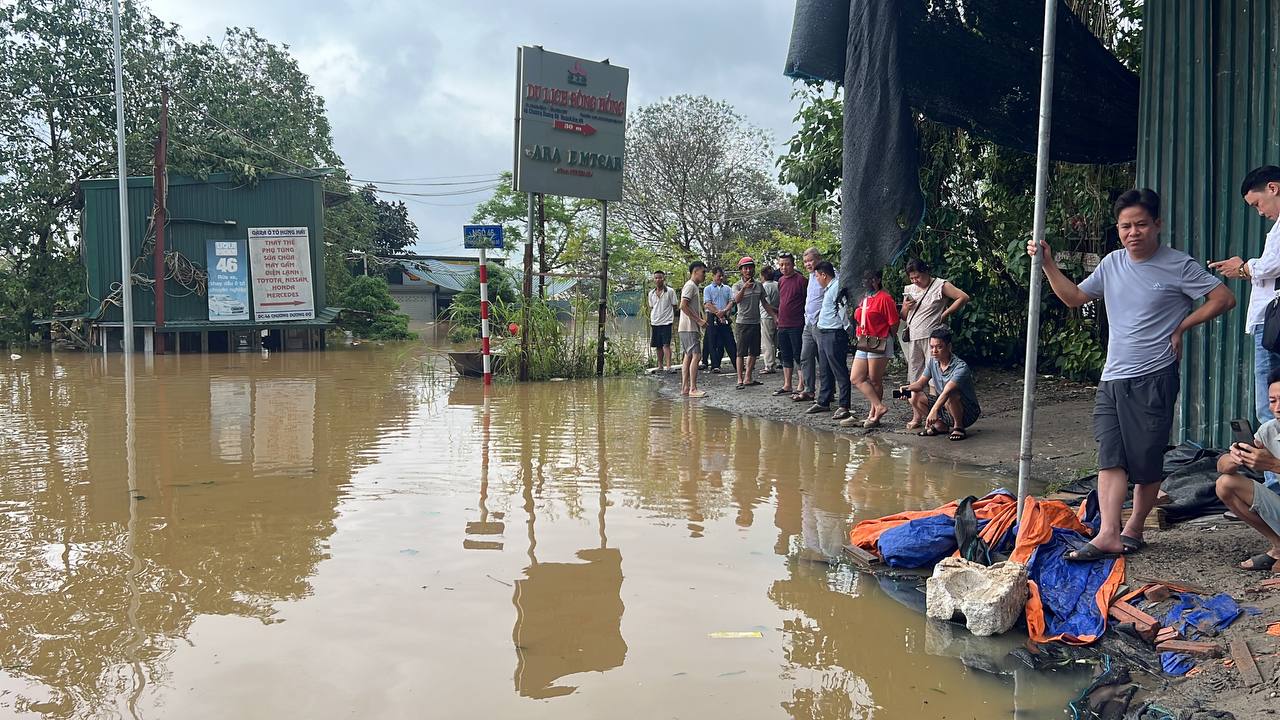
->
xmin=777 ymin=84 xmax=843 ymax=235
xmin=337 ymin=275 xmax=416 ymax=341
xmin=618 ymin=94 xmax=796 ymax=265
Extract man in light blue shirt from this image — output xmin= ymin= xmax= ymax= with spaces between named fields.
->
xmin=806 ymin=261 xmax=852 ymax=421
xmin=702 ymin=268 xmax=736 ymax=372
xmin=795 ymin=247 xmax=834 ymax=402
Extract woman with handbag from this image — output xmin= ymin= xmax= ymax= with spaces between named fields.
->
xmin=844 ymin=269 xmax=900 ymax=428
xmin=900 ymin=259 xmax=970 ymax=429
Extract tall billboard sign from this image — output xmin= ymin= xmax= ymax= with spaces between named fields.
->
xmin=514 ymin=47 xmax=629 ymax=201
xmin=206 ymin=239 xmax=251 ymax=322
xmin=248 ymin=227 xmax=315 ymax=322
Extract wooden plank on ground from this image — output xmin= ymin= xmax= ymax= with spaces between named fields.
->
xmin=1155 ymin=627 xmax=1179 ymax=643
xmin=1108 ymin=601 xmax=1159 ymax=642
xmin=1133 ymin=577 xmax=1214 ymax=596
xmin=841 ymin=544 xmax=881 ymax=568
xmin=1118 ymin=584 xmax=1155 ymax=605
xmin=1231 ymin=638 xmax=1263 ymax=687
xmin=1156 ymin=640 xmax=1223 ymax=658
xmin=1121 ymin=506 xmax=1169 ymax=530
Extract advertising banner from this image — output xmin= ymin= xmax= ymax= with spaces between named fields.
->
xmin=514 ymin=46 xmax=629 ymax=201
xmin=206 ymin=239 xmax=251 ymax=322
xmin=248 ymin=227 xmax=315 ymax=321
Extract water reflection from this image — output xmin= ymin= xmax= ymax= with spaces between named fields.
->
xmin=0 ymin=348 xmax=1077 ymax=719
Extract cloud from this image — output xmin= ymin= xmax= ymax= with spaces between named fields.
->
xmin=147 ymin=0 xmax=803 ymax=255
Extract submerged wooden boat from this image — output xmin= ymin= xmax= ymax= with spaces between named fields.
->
xmin=447 ymin=351 xmax=503 ymax=377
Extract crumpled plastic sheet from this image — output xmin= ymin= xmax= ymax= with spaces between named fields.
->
xmin=1160 ymin=651 xmax=1195 ymax=677
xmin=1161 ymin=593 xmax=1256 ymax=640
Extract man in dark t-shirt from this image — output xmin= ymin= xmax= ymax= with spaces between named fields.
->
xmin=771 ymin=252 xmax=808 ymax=397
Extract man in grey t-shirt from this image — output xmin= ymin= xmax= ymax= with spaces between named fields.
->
xmin=899 ymin=327 xmax=981 ymax=440
xmin=1030 ymin=188 xmax=1235 ymax=562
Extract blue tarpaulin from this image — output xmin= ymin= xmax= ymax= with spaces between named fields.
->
xmin=1024 ymin=528 xmax=1119 ymax=642
xmin=1162 ymin=593 xmax=1251 ymax=640
xmin=877 ymin=514 xmax=958 ymax=568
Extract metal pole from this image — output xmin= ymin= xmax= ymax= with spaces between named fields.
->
xmin=1017 ymin=0 xmax=1060 ymax=523
xmin=479 ymin=247 xmax=492 ymax=385
xmin=111 ymin=0 xmax=134 ymax=353
xmin=153 ymin=85 xmax=168 ymax=354
xmin=520 ymin=193 xmax=534 ymax=381
xmin=538 ymin=194 xmax=547 ymax=299
xmin=597 ymin=200 xmax=608 ymax=376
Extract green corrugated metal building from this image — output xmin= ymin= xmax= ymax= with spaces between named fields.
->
xmin=80 ymin=170 xmax=340 ymax=352
xmin=1137 ymin=0 xmax=1280 ymax=446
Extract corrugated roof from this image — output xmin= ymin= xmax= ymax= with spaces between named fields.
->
xmin=397 ymin=260 xmax=577 ymax=297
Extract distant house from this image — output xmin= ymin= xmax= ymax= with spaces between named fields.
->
xmin=382 ymin=255 xmax=504 ymax=323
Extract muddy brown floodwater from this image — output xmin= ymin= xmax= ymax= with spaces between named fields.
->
xmin=0 ymin=345 xmax=1088 ymax=719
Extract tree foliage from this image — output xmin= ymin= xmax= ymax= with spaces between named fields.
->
xmin=0 ymin=0 xmax=415 ymax=344
xmin=337 ymin=275 xmax=416 ymax=341
xmin=777 ymin=84 xmax=843 ymax=232
xmin=618 ymin=94 xmax=796 ymax=265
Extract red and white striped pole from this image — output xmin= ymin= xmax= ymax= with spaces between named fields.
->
xmin=479 ymin=247 xmax=492 ymax=385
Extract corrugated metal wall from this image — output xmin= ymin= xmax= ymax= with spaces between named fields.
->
xmin=81 ymin=173 xmax=327 ymax=325
xmin=1137 ymin=0 xmax=1280 ymax=447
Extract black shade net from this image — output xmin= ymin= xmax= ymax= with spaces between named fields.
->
xmin=785 ymin=0 xmax=1139 ymax=299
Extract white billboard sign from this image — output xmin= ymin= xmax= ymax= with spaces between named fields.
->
xmin=514 ymin=46 xmax=629 ymax=201
xmin=248 ymin=226 xmax=315 ymax=321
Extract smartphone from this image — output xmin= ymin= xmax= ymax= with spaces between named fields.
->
xmin=892 ymin=388 xmax=912 ymax=399
xmin=1230 ymin=418 xmax=1256 ymax=449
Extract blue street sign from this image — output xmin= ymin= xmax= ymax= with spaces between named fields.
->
xmin=463 ymin=224 xmax=504 ymax=249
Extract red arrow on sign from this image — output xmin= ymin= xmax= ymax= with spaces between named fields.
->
xmin=553 ymin=120 xmax=596 ymax=136
xmin=261 ymin=300 xmax=307 ymax=306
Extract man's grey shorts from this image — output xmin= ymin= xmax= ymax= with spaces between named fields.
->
xmin=1093 ymin=364 xmax=1179 ymax=485
xmin=679 ymin=331 xmax=702 ymax=358
xmin=1252 ymin=483 xmax=1280 ymax=537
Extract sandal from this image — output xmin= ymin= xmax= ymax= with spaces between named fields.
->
xmin=735 ymin=383 xmax=745 ymax=390
xmin=917 ymin=427 xmax=944 ymax=437
xmin=687 ymin=390 xmax=708 ymax=398
xmin=748 ymin=380 xmax=763 ymax=386
xmin=1065 ymin=542 xmax=1122 ymax=563
xmin=1241 ymin=553 xmax=1278 ymax=571
xmin=772 ymin=388 xmax=793 ymax=396
xmin=949 ymin=428 xmax=968 ymax=441
xmin=1120 ymin=535 xmax=1147 ymax=554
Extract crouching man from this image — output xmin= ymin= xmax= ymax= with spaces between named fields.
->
xmin=1217 ymin=369 xmax=1280 ymax=571
xmin=897 ymin=328 xmax=981 ymax=441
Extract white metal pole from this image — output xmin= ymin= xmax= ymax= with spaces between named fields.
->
xmin=479 ymin=246 xmax=491 ymax=384
xmin=1017 ymin=0 xmax=1060 ymax=522
xmin=111 ymin=0 xmax=134 ymax=353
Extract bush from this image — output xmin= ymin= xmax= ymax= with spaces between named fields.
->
xmin=337 ymin=275 xmax=417 ymax=341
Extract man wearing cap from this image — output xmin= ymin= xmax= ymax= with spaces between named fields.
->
xmin=731 ymin=257 xmax=777 ymax=389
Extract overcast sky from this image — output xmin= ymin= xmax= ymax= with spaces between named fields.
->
xmin=148 ymin=0 xmax=804 ymax=257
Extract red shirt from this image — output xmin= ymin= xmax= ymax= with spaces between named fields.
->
xmin=775 ymin=272 xmax=808 ymax=328
xmin=853 ymin=290 xmax=900 ymax=338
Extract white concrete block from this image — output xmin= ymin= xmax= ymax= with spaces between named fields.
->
xmin=925 ymin=557 xmax=1029 ymax=637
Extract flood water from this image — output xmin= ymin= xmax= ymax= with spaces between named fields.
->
xmin=0 ymin=345 xmax=1085 ymax=719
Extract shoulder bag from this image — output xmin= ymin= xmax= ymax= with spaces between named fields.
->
xmin=1263 ymin=278 xmax=1280 ymax=353
xmin=854 ymin=296 xmax=888 ymax=354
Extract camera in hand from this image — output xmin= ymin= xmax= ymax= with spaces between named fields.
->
xmin=892 ymin=388 xmax=912 ymax=399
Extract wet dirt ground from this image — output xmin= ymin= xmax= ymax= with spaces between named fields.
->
xmin=0 ymin=346 xmax=1091 ymax=719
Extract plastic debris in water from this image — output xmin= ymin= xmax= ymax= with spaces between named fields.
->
xmin=707 ymin=631 xmax=763 ymax=639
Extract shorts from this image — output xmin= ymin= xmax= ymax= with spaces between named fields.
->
xmin=650 ymin=324 xmax=672 ymax=348
xmin=854 ymin=334 xmax=896 ymax=361
xmin=1093 ymin=364 xmax=1179 ymax=485
xmin=939 ymin=400 xmax=981 ymax=430
xmin=734 ymin=323 xmax=762 ymax=357
xmin=777 ymin=327 xmax=804 ymax=367
xmin=1252 ymin=482 xmax=1280 ymax=536
xmin=679 ymin=331 xmax=702 ymax=359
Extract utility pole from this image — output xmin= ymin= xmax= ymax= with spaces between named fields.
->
xmin=520 ymin=193 xmax=534 ymax=381
xmin=596 ymin=200 xmax=608 ymax=376
xmin=111 ymin=0 xmax=133 ymax=353
xmin=537 ymin=194 xmax=547 ymax=299
xmin=152 ymin=85 xmax=168 ymax=354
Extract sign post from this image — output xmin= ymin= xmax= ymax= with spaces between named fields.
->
xmin=465 ymin=225 xmax=504 ymax=385
xmin=514 ymin=46 xmax=628 ymax=377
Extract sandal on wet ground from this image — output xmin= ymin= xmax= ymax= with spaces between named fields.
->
xmin=687 ymin=390 xmax=708 ymax=398
xmin=772 ymin=388 xmax=793 ymax=396
xmin=1241 ymin=553 xmax=1278 ymax=571
xmin=735 ymin=383 xmax=745 ymax=390
xmin=1120 ymin=535 xmax=1147 ymax=554
xmin=1065 ymin=542 xmax=1122 ymax=563
xmin=949 ymin=428 xmax=968 ymax=441
xmin=918 ymin=426 xmax=945 ymax=437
